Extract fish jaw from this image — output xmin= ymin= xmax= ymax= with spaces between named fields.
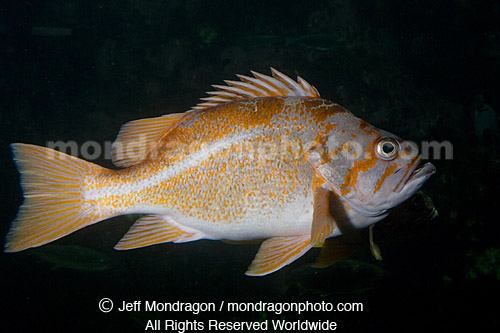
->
xmin=394 ymin=161 xmax=436 ymax=197
xmin=345 ymin=160 xmax=436 ymax=219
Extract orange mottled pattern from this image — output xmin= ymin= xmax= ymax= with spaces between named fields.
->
xmin=84 ymin=97 xmax=348 ymax=225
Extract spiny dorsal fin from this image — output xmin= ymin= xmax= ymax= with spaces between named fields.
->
xmin=192 ymin=68 xmax=320 ymax=111
xmin=111 ymin=113 xmax=186 ymax=168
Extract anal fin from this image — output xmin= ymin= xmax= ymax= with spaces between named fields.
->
xmin=114 ymin=215 xmax=204 ymax=250
xmin=245 ymin=235 xmax=312 ymax=276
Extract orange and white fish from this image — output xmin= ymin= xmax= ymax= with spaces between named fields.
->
xmin=5 ymin=68 xmax=435 ymax=276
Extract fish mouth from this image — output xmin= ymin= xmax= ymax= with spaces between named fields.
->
xmin=407 ymin=162 xmax=436 ymax=182
xmin=395 ymin=159 xmax=436 ymax=193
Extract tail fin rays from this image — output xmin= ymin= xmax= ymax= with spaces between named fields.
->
xmin=5 ymin=143 xmax=106 ymax=252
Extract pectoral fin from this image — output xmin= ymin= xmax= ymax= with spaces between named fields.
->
xmin=114 ymin=215 xmax=204 ymax=250
xmin=305 ymin=138 xmax=354 ymax=199
xmin=310 ymin=174 xmax=337 ymax=245
xmin=304 ymin=140 xmax=337 ymax=188
xmin=245 ymin=235 xmax=312 ymax=276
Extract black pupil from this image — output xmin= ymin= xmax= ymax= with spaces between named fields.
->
xmin=382 ymin=142 xmax=394 ymax=154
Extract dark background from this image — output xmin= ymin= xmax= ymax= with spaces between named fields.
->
xmin=1 ymin=0 xmax=499 ymax=331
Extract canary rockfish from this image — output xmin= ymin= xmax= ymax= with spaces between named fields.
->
xmin=5 ymin=68 xmax=435 ymax=276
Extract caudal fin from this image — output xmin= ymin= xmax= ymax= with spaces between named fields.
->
xmin=5 ymin=143 xmax=108 ymax=252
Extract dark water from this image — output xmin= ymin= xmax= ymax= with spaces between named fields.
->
xmin=1 ymin=0 xmax=499 ymax=331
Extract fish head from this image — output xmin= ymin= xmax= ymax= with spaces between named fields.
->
xmin=308 ymin=119 xmax=436 ymax=219
xmin=348 ymin=133 xmax=435 ymax=216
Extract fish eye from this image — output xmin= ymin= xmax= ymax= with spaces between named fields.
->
xmin=375 ymin=138 xmax=399 ymax=160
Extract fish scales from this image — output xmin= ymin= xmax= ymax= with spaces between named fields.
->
xmin=5 ymin=68 xmax=435 ymax=276
xmin=89 ymin=97 xmax=344 ymax=238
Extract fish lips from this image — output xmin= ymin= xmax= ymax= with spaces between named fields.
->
xmin=395 ymin=161 xmax=436 ymax=194
xmin=344 ymin=161 xmax=435 ymax=218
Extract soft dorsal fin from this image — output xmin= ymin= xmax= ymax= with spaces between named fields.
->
xmin=111 ymin=113 xmax=186 ymax=167
xmin=192 ymin=68 xmax=321 ymax=111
